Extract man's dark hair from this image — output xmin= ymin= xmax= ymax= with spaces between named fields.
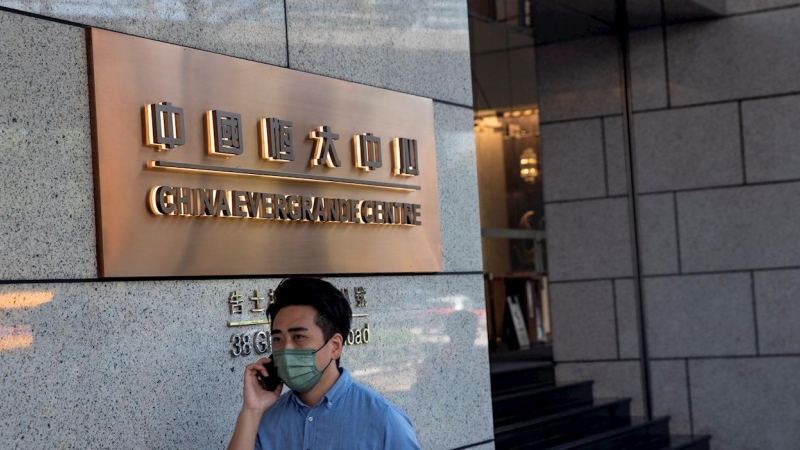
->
xmin=267 ymin=276 xmax=352 ymax=345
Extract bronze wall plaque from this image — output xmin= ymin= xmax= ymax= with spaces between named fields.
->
xmin=87 ymin=29 xmax=442 ymax=277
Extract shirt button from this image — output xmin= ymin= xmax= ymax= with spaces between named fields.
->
xmin=308 ymin=417 xmax=314 ymax=422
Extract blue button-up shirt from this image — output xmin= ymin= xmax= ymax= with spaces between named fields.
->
xmin=254 ymin=367 xmax=420 ymax=450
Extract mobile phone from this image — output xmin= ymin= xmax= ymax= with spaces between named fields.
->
xmin=256 ymin=359 xmax=281 ymax=392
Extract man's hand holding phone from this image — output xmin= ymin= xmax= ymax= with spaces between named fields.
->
xmin=242 ymin=357 xmax=283 ymax=413
xmin=227 ymin=357 xmax=283 ymax=450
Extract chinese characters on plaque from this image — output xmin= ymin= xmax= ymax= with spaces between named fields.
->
xmin=145 ymin=101 xmax=185 ymax=150
xmin=262 ymin=118 xmax=294 ymax=162
xmin=227 ymin=290 xmax=273 ymax=357
xmin=227 ymin=286 xmax=370 ymax=357
xmin=208 ymin=110 xmax=243 ymax=156
xmin=146 ymin=103 xmax=420 ymax=177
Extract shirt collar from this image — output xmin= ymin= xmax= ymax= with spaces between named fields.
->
xmin=322 ymin=367 xmax=352 ymax=407
xmin=289 ymin=366 xmax=353 ymax=409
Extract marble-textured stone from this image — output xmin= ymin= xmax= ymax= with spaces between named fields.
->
xmin=651 ymin=360 xmax=691 ymax=435
xmin=541 ymin=119 xmax=607 ymax=202
xmin=630 ymin=27 xmax=668 ymax=112
xmin=667 ymin=8 xmax=800 ymax=106
xmin=536 ymin=36 xmax=621 ymax=123
xmin=644 ymin=274 xmax=757 ymax=357
xmin=603 ymin=116 xmax=628 ymax=196
xmin=606 ymin=105 xmax=743 ymax=196
xmin=556 ymin=361 xmax=644 ymax=416
xmin=726 ymin=0 xmax=800 ymax=14
xmin=0 ymin=274 xmax=492 ymax=450
xmin=614 ymin=279 xmax=639 ymax=360
xmin=434 ymin=102 xmax=482 ymax=273
xmin=678 ymin=182 xmax=800 ymax=272
xmin=285 ymin=0 xmax=472 ymax=105
xmin=0 ymin=1 xmax=287 ymax=66
xmin=753 ymin=269 xmax=800 ymax=354
xmin=638 ymin=194 xmax=680 ymax=275
xmin=633 ymin=103 xmax=743 ymax=193
xmin=0 ymin=10 xmax=96 ymax=280
xmin=546 ymin=198 xmax=633 ymax=281
xmin=550 ymin=281 xmax=618 ymax=361
xmin=742 ymin=94 xmax=800 ymax=183
xmin=690 ymin=357 xmax=800 ymax=450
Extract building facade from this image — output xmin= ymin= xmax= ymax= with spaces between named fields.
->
xmin=0 ymin=2 xmax=492 ymax=449
xmin=4 ymin=1 xmax=800 ymax=449
xmin=540 ymin=2 xmax=800 ymax=449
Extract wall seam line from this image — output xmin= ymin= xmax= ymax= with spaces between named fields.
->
xmin=601 ymin=117 xmax=611 ymax=197
xmin=751 ymin=270 xmax=761 ymax=355
xmin=550 ymin=268 xmax=800 ymax=283
xmin=0 ymin=5 xmax=87 ymax=28
xmin=283 ymin=0 xmax=290 ymax=68
xmin=612 ymin=279 xmax=621 ymax=359
xmin=634 ymin=176 xmax=800 ymax=196
xmin=643 ymin=266 xmax=800 ymax=278
xmin=560 ymin=353 xmax=800 ymax=363
xmin=738 ymin=101 xmax=748 ymax=184
xmin=544 ymin=194 xmax=629 ymax=206
xmin=433 ymin=99 xmax=475 ymax=110
xmin=692 ymin=3 xmax=800 ymax=21
xmin=686 ymin=359 xmax=694 ymax=436
xmin=541 ymin=115 xmax=623 ymax=127
xmin=634 ymin=90 xmax=800 ymax=115
xmin=450 ymin=438 xmax=495 ymax=450
xmin=557 ymin=358 xmax=641 ymax=364
xmin=0 ymin=271 xmax=485 ymax=285
xmin=550 ymin=276 xmax=635 ymax=285
xmin=653 ymin=354 xmax=800 ymax=360
xmin=673 ymin=193 xmax=683 ymax=274
xmin=540 ymin=87 xmax=800 ymax=124
xmin=660 ymin=0 xmax=671 ymax=108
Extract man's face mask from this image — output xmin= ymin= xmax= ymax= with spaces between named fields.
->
xmin=272 ymin=338 xmax=333 ymax=393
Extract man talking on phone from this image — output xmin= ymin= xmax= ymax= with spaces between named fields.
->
xmin=227 ymin=277 xmax=421 ymax=450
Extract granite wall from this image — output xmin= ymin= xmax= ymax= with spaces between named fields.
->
xmin=0 ymin=2 xmax=491 ymax=449
xmin=540 ymin=1 xmax=800 ymax=449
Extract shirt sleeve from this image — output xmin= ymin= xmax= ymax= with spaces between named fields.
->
xmin=382 ymin=404 xmax=421 ymax=450
xmin=254 ymin=412 xmax=269 ymax=450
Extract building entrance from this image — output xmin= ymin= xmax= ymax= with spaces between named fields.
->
xmin=468 ymin=1 xmax=714 ymax=448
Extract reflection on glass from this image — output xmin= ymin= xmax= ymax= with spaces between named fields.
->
xmin=470 ymin=6 xmax=550 ymax=351
xmin=411 ymin=297 xmax=486 ymax=415
xmin=350 ymin=292 xmax=487 ymax=396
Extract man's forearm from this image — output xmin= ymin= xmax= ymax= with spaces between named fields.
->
xmin=227 ymin=409 xmax=264 ymax=450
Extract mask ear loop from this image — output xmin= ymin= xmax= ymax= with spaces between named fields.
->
xmin=313 ymin=336 xmax=335 ymax=373
xmin=312 ymin=337 xmax=333 ymax=354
